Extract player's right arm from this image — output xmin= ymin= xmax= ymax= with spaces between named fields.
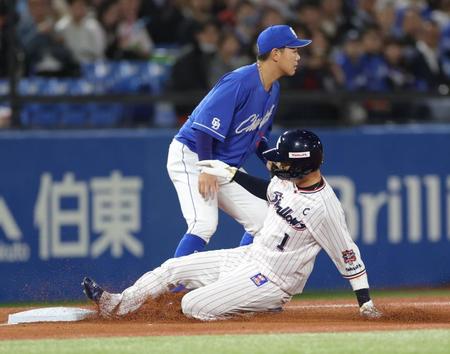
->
xmin=196 ymin=130 xmax=219 ymax=201
xmin=191 ymin=75 xmax=246 ymax=200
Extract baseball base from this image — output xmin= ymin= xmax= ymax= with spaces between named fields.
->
xmin=7 ymin=307 xmax=96 ymax=325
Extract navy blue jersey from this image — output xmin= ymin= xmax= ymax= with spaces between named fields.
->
xmin=175 ymin=63 xmax=280 ymax=167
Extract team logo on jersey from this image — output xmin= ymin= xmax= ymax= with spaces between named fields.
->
xmin=342 ymin=249 xmax=357 ymax=264
xmin=235 ymin=104 xmax=275 ymax=134
xmin=269 ymin=191 xmax=306 ymax=231
xmin=250 ymin=273 xmax=268 ymax=287
xmin=211 ymin=117 xmax=221 ymax=130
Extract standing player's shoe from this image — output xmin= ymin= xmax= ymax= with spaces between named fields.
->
xmin=82 ymin=277 xmax=104 ymax=303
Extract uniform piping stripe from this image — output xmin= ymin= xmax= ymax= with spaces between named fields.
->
xmin=297 ymin=182 xmax=326 ymax=194
xmin=181 ymin=144 xmax=197 ymax=233
xmin=193 ymin=122 xmax=226 ymax=139
xmin=342 ymin=269 xmax=366 ymax=279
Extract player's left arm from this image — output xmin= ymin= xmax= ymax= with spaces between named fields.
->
xmin=233 ymin=170 xmax=269 ymax=200
xmin=195 ymin=130 xmax=219 ymax=200
xmin=305 ymin=208 xmax=381 ymax=318
xmin=192 ymin=75 xmax=245 ymax=142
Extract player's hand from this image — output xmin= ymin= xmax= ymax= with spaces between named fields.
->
xmin=197 ymin=160 xmax=237 ymax=182
xmin=359 ymin=300 xmax=382 ymax=319
xmin=198 ymin=172 xmax=219 ymax=201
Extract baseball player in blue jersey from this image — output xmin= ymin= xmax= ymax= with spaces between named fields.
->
xmin=167 ymin=25 xmax=312 ymax=257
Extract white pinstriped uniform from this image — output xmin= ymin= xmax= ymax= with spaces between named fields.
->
xmin=99 ymin=176 xmax=369 ymax=320
xmin=249 ymin=176 xmax=368 ymax=296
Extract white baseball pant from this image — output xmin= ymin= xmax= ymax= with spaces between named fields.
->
xmin=166 ymin=139 xmax=268 ymax=242
xmin=99 ymin=247 xmax=291 ymax=320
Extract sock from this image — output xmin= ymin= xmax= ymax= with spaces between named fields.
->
xmin=355 ymin=288 xmax=371 ymax=307
xmin=239 ymin=232 xmax=254 ymax=246
xmin=172 ymin=234 xmax=207 ymax=293
xmin=174 ymin=233 xmax=207 ymax=257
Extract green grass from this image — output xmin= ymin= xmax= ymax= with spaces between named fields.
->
xmin=298 ymin=287 xmax=450 ymax=300
xmin=1 ymin=330 xmax=449 ymax=354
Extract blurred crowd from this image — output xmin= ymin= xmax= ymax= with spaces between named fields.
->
xmin=0 ymin=0 xmax=450 ymax=125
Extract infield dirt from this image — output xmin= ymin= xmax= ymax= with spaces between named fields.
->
xmin=1 ymin=294 xmax=450 ymax=340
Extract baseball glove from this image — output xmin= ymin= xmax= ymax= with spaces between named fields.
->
xmin=196 ymin=160 xmax=237 ymax=182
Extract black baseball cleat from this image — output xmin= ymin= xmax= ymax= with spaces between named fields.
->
xmin=82 ymin=277 xmax=104 ymax=303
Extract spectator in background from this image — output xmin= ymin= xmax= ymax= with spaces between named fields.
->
xmin=410 ymin=20 xmax=448 ymax=90
xmin=441 ymin=21 xmax=450 ymax=80
xmin=409 ymin=19 xmax=450 ymax=120
xmin=55 ymin=0 xmax=105 ymax=63
xmin=320 ymin=0 xmax=353 ymax=44
xmin=295 ymin=1 xmax=322 ymax=34
xmin=374 ymin=1 xmax=397 ymax=39
xmin=398 ymin=7 xmax=424 ymax=46
xmin=52 ymin=0 xmax=69 ymax=19
xmin=359 ymin=25 xmax=391 ymax=120
xmin=333 ymin=29 xmax=369 ymax=124
xmin=360 ymin=26 xmax=389 ymax=91
xmin=383 ymin=37 xmax=416 ymax=90
xmin=334 ymin=30 xmax=366 ymax=91
xmin=208 ymin=30 xmax=250 ymax=86
xmin=139 ymin=0 xmax=184 ymax=45
xmin=289 ymin=29 xmax=338 ymax=92
xmin=283 ymin=28 xmax=340 ymax=125
xmin=216 ymin=0 xmax=240 ymax=28
xmin=97 ymin=0 xmax=120 ymax=59
xmin=382 ymin=37 xmax=419 ymax=121
xmin=18 ymin=0 xmax=79 ymax=76
xmin=116 ymin=0 xmax=153 ymax=59
xmin=233 ymin=1 xmax=259 ymax=57
xmin=351 ymin=0 xmax=378 ymax=31
xmin=177 ymin=0 xmax=214 ymax=45
xmin=430 ymin=0 xmax=450 ymax=28
xmin=170 ymin=20 xmax=220 ymax=120
xmin=0 ymin=0 xmax=14 ymax=78
xmin=259 ymin=6 xmax=283 ymax=30
xmin=89 ymin=0 xmax=104 ymax=9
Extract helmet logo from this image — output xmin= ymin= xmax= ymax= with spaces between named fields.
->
xmin=289 ymin=151 xmax=310 ymax=158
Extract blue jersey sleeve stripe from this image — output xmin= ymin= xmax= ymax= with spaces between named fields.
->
xmin=193 ymin=122 xmax=226 ymax=141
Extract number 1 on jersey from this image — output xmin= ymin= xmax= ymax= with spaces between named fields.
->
xmin=277 ymin=233 xmax=290 ymax=251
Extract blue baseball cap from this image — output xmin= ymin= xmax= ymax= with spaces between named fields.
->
xmin=257 ymin=25 xmax=312 ymax=55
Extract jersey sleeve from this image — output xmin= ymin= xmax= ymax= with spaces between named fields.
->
xmin=304 ymin=201 xmax=369 ymax=291
xmin=191 ymin=75 xmax=245 ymax=142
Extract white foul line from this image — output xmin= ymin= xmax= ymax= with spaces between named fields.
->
xmin=289 ymin=302 xmax=450 ymax=310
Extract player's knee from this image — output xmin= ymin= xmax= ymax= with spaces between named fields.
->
xmin=180 ymin=292 xmax=197 ymax=318
xmin=188 ymin=219 xmax=218 ymax=240
xmin=181 ymin=291 xmax=220 ymax=321
xmin=243 ymin=203 xmax=268 ymax=235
